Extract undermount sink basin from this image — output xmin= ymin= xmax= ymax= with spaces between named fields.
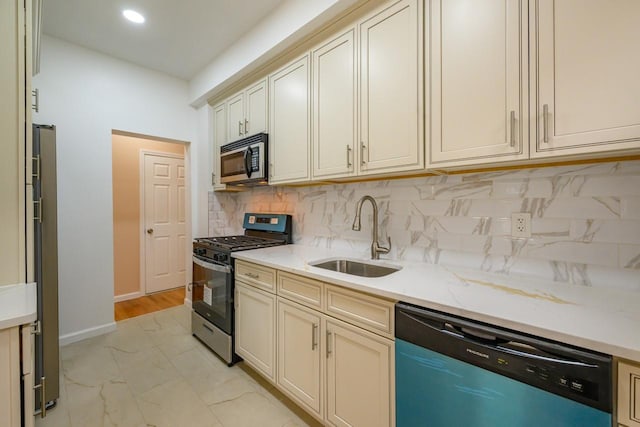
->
xmin=310 ymin=258 xmax=401 ymax=278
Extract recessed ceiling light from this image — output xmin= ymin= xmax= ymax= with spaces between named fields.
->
xmin=122 ymin=9 xmax=145 ymax=24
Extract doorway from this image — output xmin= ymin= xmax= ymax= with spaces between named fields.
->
xmin=111 ymin=132 xmax=188 ymax=303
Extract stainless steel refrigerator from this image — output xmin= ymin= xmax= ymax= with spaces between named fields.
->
xmin=32 ymin=123 xmax=59 ymax=415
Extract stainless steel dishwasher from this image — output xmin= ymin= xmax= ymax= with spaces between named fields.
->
xmin=395 ymin=302 xmax=613 ymax=427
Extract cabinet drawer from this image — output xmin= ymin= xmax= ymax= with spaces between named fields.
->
xmin=277 ymin=271 xmax=324 ymax=310
xmin=618 ymin=360 xmax=640 ymax=427
xmin=325 ymin=284 xmax=394 ymax=339
xmin=235 ymin=260 xmax=276 ymax=293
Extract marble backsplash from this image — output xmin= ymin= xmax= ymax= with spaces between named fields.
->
xmin=209 ymin=160 xmax=640 ymax=291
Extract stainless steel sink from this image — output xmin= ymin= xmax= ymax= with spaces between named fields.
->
xmin=310 ymin=259 xmax=401 ymax=278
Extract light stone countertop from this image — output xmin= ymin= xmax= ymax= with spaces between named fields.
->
xmin=0 ymin=282 xmax=37 ymax=330
xmin=233 ymin=244 xmax=640 ymax=362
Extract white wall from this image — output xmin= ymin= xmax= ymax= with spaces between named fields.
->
xmin=189 ymin=0 xmax=360 ymax=106
xmin=33 ymin=35 xmax=202 ymax=343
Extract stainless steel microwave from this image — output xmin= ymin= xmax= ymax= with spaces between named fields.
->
xmin=219 ymin=133 xmax=268 ymax=185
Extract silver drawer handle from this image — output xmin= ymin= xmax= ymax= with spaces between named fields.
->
xmin=360 ymin=142 xmax=366 ymax=166
xmin=510 ymin=110 xmax=516 ymax=147
xmin=244 ymin=272 xmax=259 ymax=279
xmin=346 ymin=145 xmax=352 ymax=168
xmin=312 ymin=324 xmax=318 ymax=350
xmin=326 ymin=330 xmax=332 ymax=357
xmin=543 ymin=104 xmax=549 ymax=143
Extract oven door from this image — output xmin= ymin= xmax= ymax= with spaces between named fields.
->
xmin=191 ymin=255 xmax=233 ymax=334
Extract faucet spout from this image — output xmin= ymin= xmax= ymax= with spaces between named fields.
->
xmin=352 ymin=195 xmax=391 ymax=260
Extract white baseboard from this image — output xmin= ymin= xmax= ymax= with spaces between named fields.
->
xmin=114 ymin=291 xmax=143 ymax=303
xmin=59 ymin=322 xmax=117 ymax=346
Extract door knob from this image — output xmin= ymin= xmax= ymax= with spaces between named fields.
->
xmin=147 ymin=228 xmax=154 ymax=234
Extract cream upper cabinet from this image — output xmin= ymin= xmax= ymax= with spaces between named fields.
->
xmin=618 ymin=360 xmax=640 ymax=427
xmin=1 ymin=0 xmax=29 ymax=286
xmin=359 ymin=0 xmax=424 ymax=176
xmin=211 ymin=102 xmax=227 ymax=191
xmin=325 ymin=318 xmax=393 ymax=427
xmin=269 ymin=55 xmax=311 ymax=184
xmin=533 ymin=0 xmax=640 ymax=158
xmin=428 ymin=0 xmax=529 ymax=168
xmin=277 ymin=298 xmax=323 ymax=421
xmin=235 ymin=282 xmax=277 ymax=382
xmin=225 ymin=79 xmax=268 ymax=143
xmin=312 ymin=29 xmax=358 ymax=179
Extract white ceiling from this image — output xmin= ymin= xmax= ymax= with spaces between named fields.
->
xmin=42 ymin=0 xmax=286 ymax=80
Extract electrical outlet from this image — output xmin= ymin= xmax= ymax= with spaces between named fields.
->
xmin=511 ymin=212 xmax=531 ymax=238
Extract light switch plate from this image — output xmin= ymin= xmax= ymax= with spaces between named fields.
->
xmin=511 ymin=213 xmax=531 ymax=238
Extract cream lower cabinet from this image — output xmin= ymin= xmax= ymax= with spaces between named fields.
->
xmin=0 ymin=324 xmax=35 ymax=427
xmin=533 ymin=0 xmax=640 ymax=158
xmin=268 ymin=55 xmax=311 ymax=184
xmin=427 ymin=0 xmax=529 ymax=168
xmin=325 ymin=318 xmax=392 ymax=427
xmin=235 ymin=282 xmax=277 ymax=382
xmin=618 ymin=360 xmax=640 ymax=427
xmin=277 ymin=299 xmax=324 ymax=421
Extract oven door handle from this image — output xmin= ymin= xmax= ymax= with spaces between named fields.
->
xmin=193 ymin=256 xmax=232 ymax=274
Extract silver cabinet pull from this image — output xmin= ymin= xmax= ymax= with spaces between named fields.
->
xmin=211 ymin=172 xmax=215 ymax=186
xmin=34 ymin=376 xmax=46 ymax=418
xmin=146 ymin=228 xmax=154 ymax=234
xmin=311 ymin=323 xmax=318 ymax=350
xmin=269 ymin=163 xmax=274 ymax=179
xmin=510 ymin=110 xmax=516 ymax=147
xmin=244 ymin=119 xmax=249 ymax=135
xmin=543 ymin=104 xmax=549 ymax=143
xmin=238 ymin=121 xmax=243 ymax=136
xmin=346 ymin=145 xmax=352 ymax=168
xmin=326 ymin=330 xmax=332 ymax=357
xmin=244 ymin=272 xmax=259 ymax=279
xmin=360 ymin=142 xmax=366 ymax=166
xmin=31 ymin=320 xmax=41 ymax=335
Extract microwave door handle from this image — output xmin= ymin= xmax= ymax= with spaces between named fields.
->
xmin=244 ymin=147 xmax=253 ymax=178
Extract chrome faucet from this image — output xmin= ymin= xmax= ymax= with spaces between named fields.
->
xmin=352 ymin=195 xmax=391 ymax=260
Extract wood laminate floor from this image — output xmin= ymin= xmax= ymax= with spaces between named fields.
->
xmin=114 ymin=287 xmax=185 ymax=321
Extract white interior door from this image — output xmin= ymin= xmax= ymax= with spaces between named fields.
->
xmin=143 ymin=153 xmax=186 ymax=294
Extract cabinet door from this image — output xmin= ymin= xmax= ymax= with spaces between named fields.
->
xmin=429 ymin=0 xmax=528 ymax=167
xmin=277 ymin=299 xmax=323 ymax=420
xmin=245 ymin=79 xmax=268 ymax=137
xmin=235 ymin=283 xmax=276 ymax=382
xmin=359 ymin=0 xmax=423 ymax=175
xmin=21 ymin=324 xmax=34 ymax=427
xmin=533 ymin=0 xmax=640 ymax=157
xmin=269 ymin=55 xmax=311 ymax=184
xmin=226 ymin=92 xmax=245 ymax=143
xmin=312 ymin=29 xmax=357 ymax=179
xmin=0 ymin=0 xmax=27 ymax=285
xmin=211 ymin=102 xmax=227 ymax=191
xmin=325 ymin=319 xmax=393 ymax=427
xmin=618 ymin=360 xmax=640 ymax=427
xmin=0 ymin=327 xmax=21 ymax=426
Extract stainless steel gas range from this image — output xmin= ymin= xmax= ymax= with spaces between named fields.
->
xmin=191 ymin=213 xmax=292 ymax=365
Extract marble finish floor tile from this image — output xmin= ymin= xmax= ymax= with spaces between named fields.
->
xmin=36 ymin=305 xmax=319 ymax=427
